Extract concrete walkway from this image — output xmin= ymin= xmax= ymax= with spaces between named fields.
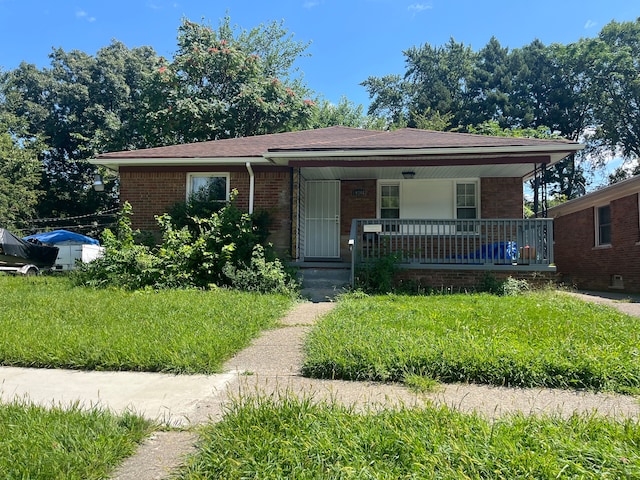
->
xmin=1 ymin=291 xmax=639 ymax=479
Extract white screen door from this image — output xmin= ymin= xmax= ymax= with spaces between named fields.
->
xmin=305 ymin=180 xmax=340 ymax=258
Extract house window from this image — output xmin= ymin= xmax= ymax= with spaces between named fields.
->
xmin=456 ymin=182 xmax=478 ymax=219
xmin=380 ymin=184 xmax=400 ymax=219
xmin=187 ymin=173 xmax=229 ymax=203
xmin=597 ymin=204 xmax=611 ymax=245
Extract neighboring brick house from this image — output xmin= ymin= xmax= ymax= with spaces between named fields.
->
xmin=549 ymin=175 xmax=640 ymax=293
xmin=92 ymin=126 xmax=582 ymax=288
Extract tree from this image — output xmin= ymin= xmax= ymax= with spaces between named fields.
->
xmin=147 ymin=18 xmax=316 ymax=144
xmin=363 ymin=36 xmax=594 ymax=197
xmin=466 ymin=37 xmax=511 ymax=126
xmin=0 ymin=115 xmax=42 ymax=231
xmin=1 ymin=42 xmax=159 ymax=219
xmin=0 ymin=16 xmax=318 ymax=221
xmin=361 ymin=73 xmax=410 ymax=126
xmin=309 ymin=96 xmax=386 ymax=129
xmin=582 ymin=19 xmax=640 ymax=161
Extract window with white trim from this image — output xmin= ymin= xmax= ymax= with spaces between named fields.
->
xmin=380 ymin=184 xmax=400 ymax=219
xmin=187 ymin=173 xmax=229 ymax=204
xmin=455 ymin=183 xmax=477 ymax=219
xmin=596 ymin=204 xmax=611 ymax=246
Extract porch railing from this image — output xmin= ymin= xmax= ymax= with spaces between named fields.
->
xmin=349 ymin=218 xmax=554 ymax=282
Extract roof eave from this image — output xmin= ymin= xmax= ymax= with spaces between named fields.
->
xmin=89 ymin=157 xmax=271 ymax=171
xmin=549 ymin=175 xmax=640 ymax=217
xmin=264 ymin=144 xmax=583 ymax=165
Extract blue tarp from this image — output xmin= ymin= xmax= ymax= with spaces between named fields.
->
xmin=449 ymin=241 xmax=518 ymax=263
xmin=23 ymin=230 xmax=100 ymax=246
xmin=468 ymin=241 xmax=518 ymax=262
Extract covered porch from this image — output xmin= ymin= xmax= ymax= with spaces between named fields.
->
xmin=349 ymin=217 xmax=553 ymax=267
xmin=346 ymin=217 xmax=555 ymax=288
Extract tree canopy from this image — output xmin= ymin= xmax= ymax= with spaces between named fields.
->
xmin=0 ymin=16 xmax=322 ymax=227
xmin=363 ymin=18 xmax=640 ymax=196
xmin=2 ymin=15 xmax=640 ymax=229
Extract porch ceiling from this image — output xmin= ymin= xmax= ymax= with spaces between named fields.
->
xmin=300 ymin=163 xmax=534 ymax=180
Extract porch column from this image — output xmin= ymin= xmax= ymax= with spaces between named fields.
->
xmin=246 ymin=162 xmax=255 ymax=214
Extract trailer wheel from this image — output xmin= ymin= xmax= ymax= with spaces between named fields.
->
xmin=24 ymin=267 xmax=39 ymax=276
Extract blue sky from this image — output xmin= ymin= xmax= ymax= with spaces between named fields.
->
xmin=0 ymin=0 xmax=637 ymax=110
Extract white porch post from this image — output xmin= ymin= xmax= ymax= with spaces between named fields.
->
xmin=246 ymin=162 xmax=255 ymax=214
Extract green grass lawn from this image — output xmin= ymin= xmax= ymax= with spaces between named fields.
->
xmin=0 ymin=400 xmax=153 ymax=479
xmin=0 ymin=275 xmax=292 ymax=373
xmin=175 ymin=396 xmax=640 ymax=479
xmin=303 ymin=291 xmax=640 ymax=394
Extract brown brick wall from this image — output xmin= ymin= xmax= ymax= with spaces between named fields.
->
xmin=119 ymin=169 xmax=186 ymax=230
xmin=119 ymin=166 xmax=293 ymax=254
xmin=481 ymin=178 xmax=523 ymax=218
xmin=340 ymin=180 xmax=377 ymax=258
xmin=394 ymin=268 xmax=558 ymax=291
xmin=251 ymin=170 xmax=292 ymax=254
xmin=554 ymin=193 xmax=640 ymax=292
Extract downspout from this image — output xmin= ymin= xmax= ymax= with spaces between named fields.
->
xmin=246 ymin=161 xmax=255 ymax=214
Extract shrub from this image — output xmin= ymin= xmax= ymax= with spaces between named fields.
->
xmin=500 ymin=276 xmax=530 ymax=296
xmin=73 ymin=197 xmax=296 ymax=294
xmin=478 ymin=273 xmax=530 ymax=296
xmin=223 ymin=244 xmax=298 ymax=295
xmin=354 ymin=252 xmax=400 ymax=294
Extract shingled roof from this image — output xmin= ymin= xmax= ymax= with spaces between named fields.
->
xmin=96 ymin=126 xmax=582 ymax=161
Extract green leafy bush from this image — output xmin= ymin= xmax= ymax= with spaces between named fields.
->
xmin=73 ymin=196 xmax=297 ymax=294
xmin=354 ymin=252 xmax=400 ymax=294
xmin=479 ymin=273 xmax=530 ymax=296
xmin=223 ymin=244 xmax=298 ymax=295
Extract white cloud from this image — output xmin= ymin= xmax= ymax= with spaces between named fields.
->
xmin=76 ymin=10 xmax=96 ymax=22
xmin=303 ymin=0 xmax=321 ymax=8
xmin=584 ymin=20 xmax=597 ymax=29
xmin=146 ymin=1 xmax=180 ymax=10
xmin=408 ymin=3 xmax=432 ymax=13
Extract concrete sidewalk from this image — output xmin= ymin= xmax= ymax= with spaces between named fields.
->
xmin=0 ymin=367 xmax=237 ymax=427
xmin=1 ymin=292 xmax=639 ymax=479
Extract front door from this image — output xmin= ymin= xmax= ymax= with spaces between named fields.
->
xmin=305 ymin=180 xmax=340 ymax=259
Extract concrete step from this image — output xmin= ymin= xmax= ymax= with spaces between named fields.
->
xmin=297 ymin=267 xmax=351 ymax=302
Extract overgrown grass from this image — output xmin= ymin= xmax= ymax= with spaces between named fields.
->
xmin=0 ymin=400 xmax=153 ymax=479
xmin=176 ymin=396 xmax=640 ymax=479
xmin=303 ymin=291 xmax=640 ymax=394
xmin=0 ymin=275 xmax=292 ymax=373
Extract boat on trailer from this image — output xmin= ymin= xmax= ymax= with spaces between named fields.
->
xmin=0 ymin=228 xmax=59 ymax=275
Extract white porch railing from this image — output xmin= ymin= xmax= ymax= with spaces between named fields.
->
xmin=349 ymin=218 xmax=554 ymax=283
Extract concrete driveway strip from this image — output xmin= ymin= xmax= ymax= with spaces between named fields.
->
xmin=0 ymin=367 xmax=237 ymax=427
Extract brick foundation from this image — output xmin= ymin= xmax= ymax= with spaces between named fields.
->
xmin=393 ymin=268 xmax=558 ymax=292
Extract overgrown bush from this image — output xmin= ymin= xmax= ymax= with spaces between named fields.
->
xmin=500 ymin=276 xmax=530 ymax=296
xmin=73 ymin=197 xmax=297 ymax=294
xmin=354 ymin=252 xmax=400 ymax=294
xmin=478 ymin=273 xmax=530 ymax=296
xmin=223 ymin=244 xmax=298 ymax=295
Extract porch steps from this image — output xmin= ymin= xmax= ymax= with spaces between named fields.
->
xmin=297 ymin=266 xmax=351 ymax=303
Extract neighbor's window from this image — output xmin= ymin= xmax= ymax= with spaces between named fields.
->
xmin=380 ymin=184 xmax=400 ymax=219
xmin=597 ymin=204 xmax=612 ymax=245
xmin=187 ymin=173 xmax=229 ymax=203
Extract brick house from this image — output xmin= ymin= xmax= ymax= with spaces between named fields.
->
xmin=549 ymin=175 xmax=640 ymax=293
xmin=93 ymin=127 xmax=582 ymax=289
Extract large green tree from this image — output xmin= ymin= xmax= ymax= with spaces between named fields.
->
xmin=582 ymin=19 xmax=640 ymax=161
xmin=1 ymin=42 xmax=159 ymax=219
xmin=363 ymin=30 xmax=637 ymax=198
xmin=0 ymin=16 xmax=317 ymax=223
xmin=146 ymin=18 xmax=316 ymax=144
xmin=0 ymin=115 xmax=42 ymax=231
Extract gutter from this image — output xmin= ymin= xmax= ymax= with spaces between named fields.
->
xmin=263 ymin=144 xmax=584 ymax=163
xmin=246 ymin=162 xmax=255 ymax=214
